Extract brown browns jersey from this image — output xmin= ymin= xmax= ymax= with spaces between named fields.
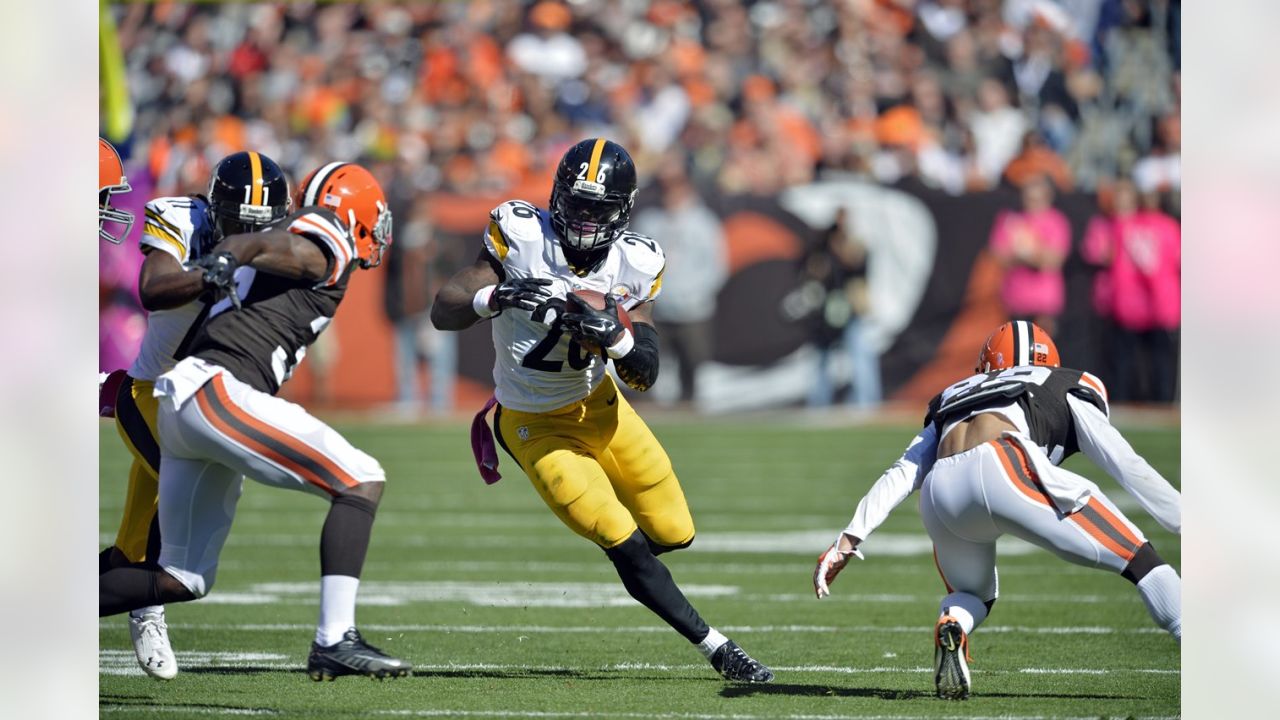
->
xmin=181 ymin=207 xmax=357 ymax=395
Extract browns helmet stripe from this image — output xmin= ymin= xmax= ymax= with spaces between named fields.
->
xmin=248 ymin=151 xmax=264 ymax=205
xmin=302 ymin=161 xmax=348 ymax=207
xmin=585 ymin=138 xmax=607 ymax=183
xmin=1017 ymin=320 xmax=1033 ymax=366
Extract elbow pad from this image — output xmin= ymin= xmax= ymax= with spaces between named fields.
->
xmin=614 ymin=322 xmax=659 ymax=392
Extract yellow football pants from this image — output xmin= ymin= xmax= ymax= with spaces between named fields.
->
xmin=495 ymin=375 xmax=694 ymax=549
xmin=111 ymin=376 xmax=162 ymax=563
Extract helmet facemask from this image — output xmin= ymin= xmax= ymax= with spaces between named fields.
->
xmin=99 ymin=182 xmax=134 ymax=244
xmin=550 ymin=188 xmax=627 ymax=253
xmin=354 ymin=201 xmax=394 ymax=269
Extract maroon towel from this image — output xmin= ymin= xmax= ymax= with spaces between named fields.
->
xmin=470 ymin=395 xmax=501 ymax=484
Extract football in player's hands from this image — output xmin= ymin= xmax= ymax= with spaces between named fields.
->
xmin=566 ymin=290 xmax=633 ymax=355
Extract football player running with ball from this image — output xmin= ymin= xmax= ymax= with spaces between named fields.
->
xmin=813 ymin=321 xmax=1181 ymax=700
xmin=432 ymin=138 xmax=773 ymax=683
xmin=99 ymin=162 xmax=410 ymax=681
xmin=98 ymin=147 xmax=291 ymax=679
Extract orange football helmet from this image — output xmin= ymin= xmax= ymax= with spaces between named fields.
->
xmin=976 ymin=320 xmax=1061 ymax=373
xmin=295 ymin=162 xmax=393 ymax=269
xmin=99 ymin=137 xmax=134 ymax=243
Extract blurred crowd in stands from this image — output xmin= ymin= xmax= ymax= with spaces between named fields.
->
xmin=102 ymin=0 xmax=1181 ymax=408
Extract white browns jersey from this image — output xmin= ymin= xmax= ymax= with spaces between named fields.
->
xmin=483 ymin=200 xmax=665 ymax=413
xmin=128 ymin=196 xmax=219 ymax=382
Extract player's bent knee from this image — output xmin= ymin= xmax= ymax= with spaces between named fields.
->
xmin=644 ymin=514 xmax=695 ymax=551
xmin=159 ymin=567 xmax=204 ymax=602
xmin=343 ymin=479 xmax=384 ymax=506
xmin=645 ymin=531 xmax=694 ymax=556
xmin=1121 ymin=542 xmax=1166 ymax=585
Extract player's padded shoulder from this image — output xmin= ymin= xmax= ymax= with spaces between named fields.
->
xmin=923 ymin=391 xmax=943 ymax=428
xmin=1072 ymin=370 xmax=1111 ymax=416
xmin=485 ymin=199 xmax=545 ymax=263
xmin=286 ymin=205 xmax=356 ymax=287
xmin=615 ymin=231 xmax=666 ymax=302
xmin=141 ymin=195 xmax=207 ymax=261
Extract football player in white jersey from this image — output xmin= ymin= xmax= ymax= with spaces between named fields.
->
xmin=431 ymin=138 xmax=774 ymax=683
xmin=98 ymin=150 xmax=291 ymax=679
xmin=813 ymin=321 xmax=1182 ymax=700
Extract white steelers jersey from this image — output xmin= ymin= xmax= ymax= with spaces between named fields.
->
xmin=483 ymin=199 xmax=665 ymax=413
xmin=128 ymin=195 xmax=219 ymax=382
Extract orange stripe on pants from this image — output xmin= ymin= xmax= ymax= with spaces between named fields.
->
xmin=993 ymin=439 xmax=1138 ymax=563
xmin=207 ymin=375 xmax=358 ymax=490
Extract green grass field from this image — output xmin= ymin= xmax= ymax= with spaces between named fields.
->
xmin=99 ymin=417 xmax=1180 ymax=719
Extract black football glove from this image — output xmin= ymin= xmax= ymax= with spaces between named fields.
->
xmin=562 ymin=293 xmax=625 ymax=350
xmin=490 ymin=277 xmax=554 ymax=314
xmin=187 ymin=250 xmax=241 ymax=310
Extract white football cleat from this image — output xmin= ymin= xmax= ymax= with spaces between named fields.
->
xmin=129 ymin=608 xmax=178 ymax=680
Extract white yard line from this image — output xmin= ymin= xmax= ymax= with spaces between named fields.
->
xmin=121 ymin=579 xmax=1129 ymax=607
xmin=108 ymin=622 xmax=1163 ymax=636
xmin=98 ymin=652 xmax=1179 ymax=678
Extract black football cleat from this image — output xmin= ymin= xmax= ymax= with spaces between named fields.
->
xmin=307 ymin=627 xmax=410 ymax=681
xmin=710 ymin=640 xmax=774 ymax=683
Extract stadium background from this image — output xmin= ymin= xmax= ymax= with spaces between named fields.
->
xmin=99 ymin=0 xmax=1180 ymax=414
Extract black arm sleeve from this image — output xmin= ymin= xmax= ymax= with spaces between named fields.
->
xmin=615 ymin=322 xmax=659 ymax=392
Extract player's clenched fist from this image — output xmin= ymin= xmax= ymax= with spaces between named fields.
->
xmin=188 ymin=250 xmax=241 ymax=309
xmin=813 ymin=535 xmax=864 ymax=599
xmin=563 ymin=293 xmax=625 ymax=350
xmin=487 ymin=277 xmax=554 ymax=314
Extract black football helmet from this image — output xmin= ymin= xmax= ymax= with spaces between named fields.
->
xmin=550 ymin=138 xmax=637 ymax=259
xmin=207 ymin=151 xmax=291 ymax=238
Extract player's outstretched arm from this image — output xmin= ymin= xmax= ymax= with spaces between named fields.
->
xmin=137 ymin=247 xmax=207 ymax=311
xmin=1067 ymin=395 xmax=1181 ymax=534
xmin=219 ymin=229 xmax=329 ymax=282
xmin=814 ymin=424 xmax=939 ymax=598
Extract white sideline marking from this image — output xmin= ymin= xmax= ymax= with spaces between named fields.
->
xmin=657 ymin=531 xmax=1040 ymax=556
xmin=194 ymin=581 xmax=737 ymax=608
xmin=184 ymin=581 xmax=1128 ymax=607
xmin=98 ymin=650 xmax=290 ymax=677
xmin=110 ymin=622 xmax=1163 ymax=636
xmin=96 ymin=531 xmax=1048 ymax=556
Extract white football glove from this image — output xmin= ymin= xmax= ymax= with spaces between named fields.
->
xmin=813 ymin=535 xmax=864 ymax=599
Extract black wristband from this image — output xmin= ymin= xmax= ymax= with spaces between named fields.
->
xmin=615 ymin=322 xmax=659 ymax=392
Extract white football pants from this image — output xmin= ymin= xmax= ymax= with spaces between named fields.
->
xmin=920 ymin=437 xmax=1147 ymax=602
xmin=153 ymin=360 xmax=384 ymax=596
